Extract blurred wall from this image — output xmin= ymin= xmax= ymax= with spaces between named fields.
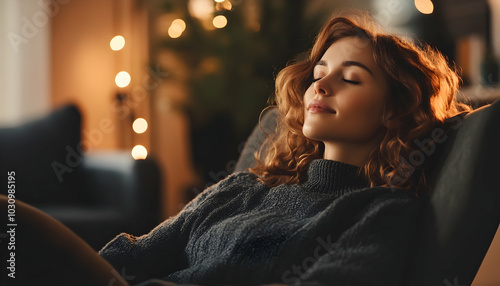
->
xmin=0 ymin=0 xmax=51 ymax=126
xmin=51 ymin=0 xmax=119 ymax=151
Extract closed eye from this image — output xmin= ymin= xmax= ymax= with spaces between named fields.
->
xmin=343 ymin=79 xmax=360 ymax=85
xmin=312 ymin=78 xmax=360 ymax=84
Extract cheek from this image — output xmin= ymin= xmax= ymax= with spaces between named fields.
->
xmin=341 ymin=90 xmax=386 ymax=117
xmin=302 ymin=87 xmax=316 ymax=135
xmin=303 ymin=86 xmax=314 ymax=113
xmin=338 ymin=92 xmax=387 ymax=136
xmin=303 ymin=86 xmax=314 ymax=104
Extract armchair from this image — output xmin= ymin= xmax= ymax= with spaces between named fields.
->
xmin=235 ymin=99 xmax=500 ymax=285
xmin=0 ymin=105 xmax=161 ymax=249
xmin=42 ymin=151 xmax=161 ymax=249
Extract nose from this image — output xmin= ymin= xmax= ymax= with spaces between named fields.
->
xmin=313 ymin=79 xmax=329 ymax=96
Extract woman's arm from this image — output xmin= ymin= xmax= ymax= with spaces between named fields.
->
xmin=98 ymin=172 xmax=255 ymax=285
xmin=98 ymin=187 xmax=215 ymax=284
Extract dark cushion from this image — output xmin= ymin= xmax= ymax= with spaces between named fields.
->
xmin=408 ymin=99 xmax=500 ymax=285
xmin=234 ymin=108 xmax=278 ymax=172
xmin=0 ymin=105 xmax=82 ymax=204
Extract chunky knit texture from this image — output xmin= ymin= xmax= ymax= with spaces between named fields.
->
xmin=99 ymin=159 xmax=420 ymax=286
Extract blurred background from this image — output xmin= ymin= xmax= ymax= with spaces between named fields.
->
xmin=3 ymin=0 xmax=499 ymax=215
xmin=0 ymin=0 xmax=500 ymax=281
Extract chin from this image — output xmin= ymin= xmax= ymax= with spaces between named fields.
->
xmin=302 ymin=129 xmax=328 ymax=142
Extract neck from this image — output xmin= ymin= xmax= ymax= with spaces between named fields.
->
xmin=322 ymin=139 xmax=380 ymax=167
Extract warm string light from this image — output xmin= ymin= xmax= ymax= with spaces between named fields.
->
xmin=213 ymin=15 xmax=227 ymax=28
xmin=188 ymin=0 xmax=232 ymax=30
xmin=415 ymin=0 xmax=434 ymax=14
xmin=132 ymin=118 xmax=149 ymax=159
xmin=131 ymin=145 xmax=148 ymax=160
xmin=110 ymin=35 xmax=125 ymax=51
xmin=168 ymin=18 xmax=186 ymax=38
xmin=111 ymin=35 xmax=131 ymax=88
xmin=115 ymin=71 xmax=131 ymax=88
xmin=110 ymin=35 xmax=147 ymax=159
xmin=133 ymin=118 xmax=148 ymax=134
xmin=117 ymin=0 xmax=235 ymax=159
xmin=131 ymin=119 xmax=149 ymax=159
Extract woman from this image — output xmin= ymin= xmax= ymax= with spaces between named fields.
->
xmin=2 ymin=12 xmax=469 ymax=286
xmin=99 ymin=12 xmax=469 ymax=286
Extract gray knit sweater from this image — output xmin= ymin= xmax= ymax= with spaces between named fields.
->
xmin=99 ymin=159 xmax=421 ymax=286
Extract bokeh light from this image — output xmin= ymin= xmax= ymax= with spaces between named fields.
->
xmin=213 ymin=15 xmax=227 ymax=29
xmin=131 ymin=145 xmax=148 ymax=160
xmin=168 ymin=18 xmax=186 ymax=38
xmin=415 ymin=0 xmax=434 ymax=14
xmin=110 ymin=35 xmax=125 ymax=51
xmin=133 ymin=118 xmax=148 ymax=134
xmin=115 ymin=71 xmax=131 ymax=88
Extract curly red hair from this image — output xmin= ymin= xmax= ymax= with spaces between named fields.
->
xmin=250 ymin=12 xmax=470 ymax=193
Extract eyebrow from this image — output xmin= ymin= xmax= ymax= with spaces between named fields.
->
xmin=315 ymin=60 xmax=373 ymax=76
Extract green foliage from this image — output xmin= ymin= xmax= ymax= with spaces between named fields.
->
xmin=151 ymin=0 xmax=324 ymax=178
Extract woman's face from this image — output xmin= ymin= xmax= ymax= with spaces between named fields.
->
xmin=302 ymin=36 xmax=390 ymax=147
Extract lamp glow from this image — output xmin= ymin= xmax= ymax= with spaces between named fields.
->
xmin=131 ymin=145 xmax=148 ymax=160
xmin=133 ymin=118 xmax=148 ymax=134
xmin=110 ymin=35 xmax=125 ymax=51
xmin=115 ymin=71 xmax=131 ymax=88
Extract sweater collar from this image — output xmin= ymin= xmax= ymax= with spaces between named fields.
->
xmin=302 ymin=159 xmax=369 ymax=195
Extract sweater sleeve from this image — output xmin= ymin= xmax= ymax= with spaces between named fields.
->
xmin=285 ymin=190 xmax=421 ymax=286
xmin=98 ymin=172 xmax=253 ymax=285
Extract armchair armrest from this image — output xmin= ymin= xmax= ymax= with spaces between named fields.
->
xmin=79 ymin=151 xmax=161 ymax=231
xmin=80 ymin=151 xmax=138 ymax=210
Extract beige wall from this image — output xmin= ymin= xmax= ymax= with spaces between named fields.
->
xmin=51 ymin=0 xmax=148 ymax=151
xmin=52 ymin=0 xmax=116 ymax=150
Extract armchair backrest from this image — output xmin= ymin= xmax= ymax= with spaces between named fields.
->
xmin=234 ymin=100 xmax=500 ymax=285
xmin=408 ymin=99 xmax=500 ymax=285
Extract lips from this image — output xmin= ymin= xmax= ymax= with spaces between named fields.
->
xmin=307 ymin=100 xmax=335 ymax=114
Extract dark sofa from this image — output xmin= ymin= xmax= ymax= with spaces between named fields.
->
xmin=0 ymin=105 xmax=161 ymax=249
